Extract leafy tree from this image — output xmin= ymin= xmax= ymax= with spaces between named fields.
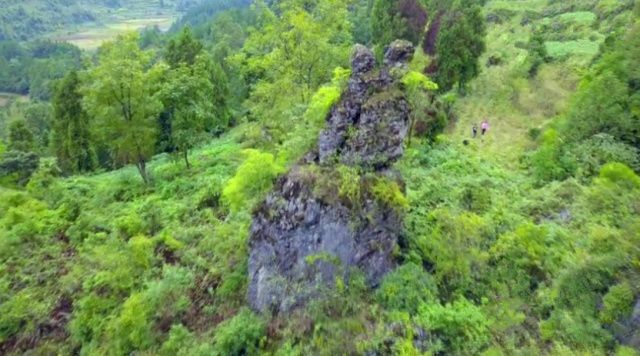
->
xmin=237 ymin=0 xmax=352 ymax=125
xmin=83 ymin=33 xmax=166 ymax=184
xmin=371 ymin=0 xmax=427 ymax=48
xmin=162 ymin=56 xmax=217 ymax=168
xmin=159 ymin=27 xmax=207 ymax=152
xmin=23 ymin=102 xmax=52 ymax=152
xmin=401 ymin=70 xmax=439 ymax=145
xmin=0 ymin=150 xmax=39 ymax=185
xmin=207 ymin=60 xmax=232 ymax=133
xmin=432 ymin=0 xmax=486 ymax=92
xmin=7 ymin=119 xmax=35 ymax=152
xmin=530 ymin=129 xmax=575 ymax=183
xmin=51 ymin=70 xmax=96 ymax=174
xmin=350 ymin=0 xmax=374 ymax=45
xmin=565 ymin=71 xmax=633 ymax=144
xmin=165 ymin=27 xmax=203 ymax=68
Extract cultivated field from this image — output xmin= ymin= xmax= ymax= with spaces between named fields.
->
xmin=52 ymin=16 xmax=175 ymax=50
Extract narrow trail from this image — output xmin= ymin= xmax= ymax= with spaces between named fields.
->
xmin=443 ymin=0 xmax=581 ymax=170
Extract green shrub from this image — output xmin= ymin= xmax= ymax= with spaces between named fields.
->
xmin=160 ymin=324 xmax=195 ymax=356
xmin=568 ymin=135 xmax=640 ymax=179
xmin=222 ymin=149 xmax=284 ymax=212
xmin=415 ymin=298 xmax=490 ymax=354
xmin=530 ymin=129 xmax=575 ymax=183
xmin=337 ymin=165 xmax=361 ymax=207
xmin=598 ymin=162 xmax=640 ymax=190
xmin=370 ymin=176 xmax=409 ymax=212
xmin=106 ymin=292 xmax=154 ymax=354
xmin=212 ymin=308 xmax=265 ymax=355
xmin=600 ymin=282 xmax=635 ymax=324
xmin=0 ymin=290 xmax=49 ymax=342
xmin=376 ymin=263 xmax=437 ymax=313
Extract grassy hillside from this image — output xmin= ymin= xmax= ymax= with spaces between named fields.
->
xmin=451 ymin=0 xmax=633 ymax=165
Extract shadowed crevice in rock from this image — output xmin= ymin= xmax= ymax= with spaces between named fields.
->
xmin=248 ymin=40 xmax=415 ymax=314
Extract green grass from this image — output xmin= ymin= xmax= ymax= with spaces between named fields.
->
xmin=545 ymin=40 xmax=601 ymax=60
xmin=556 ymin=11 xmax=597 ymax=24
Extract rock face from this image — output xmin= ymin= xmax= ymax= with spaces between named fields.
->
xmin=617 ymin=298 xmax=640 ymax=349
xmin=248 ymin=41 xmax=414 ymax=314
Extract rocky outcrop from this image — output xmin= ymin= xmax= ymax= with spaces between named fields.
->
xmin=318 ymin=41 xmax=414 ymax=168
xmin=248 ymin=41 xmax=415 ymax=314
xmin=616 ymin=298 xmax=640 ymax=349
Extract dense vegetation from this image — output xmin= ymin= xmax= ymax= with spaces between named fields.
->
xmin=0 ymin=0 xmax=639 ymax=354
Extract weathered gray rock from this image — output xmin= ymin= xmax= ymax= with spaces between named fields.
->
xmin=248 ymin=168 xmax=402 ymax=313
xmin=318 ymin=40 xmax=413 ymax=168
xmin=383 ymin=40 xmax=415 ymax=68
xmin=616 ymin=298 xmax=640 ymax=349
xmin=248 ymin=41 xmax=414 ymax=314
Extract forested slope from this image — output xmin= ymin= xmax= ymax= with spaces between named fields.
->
xmin=0 ymin=0 xmax=639 ymax=354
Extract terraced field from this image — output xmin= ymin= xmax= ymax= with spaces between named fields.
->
xmin=52 ymin=17 xmax=176 ymax=49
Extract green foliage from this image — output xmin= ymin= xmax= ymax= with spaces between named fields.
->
xmin=337 ymin=165 xmax=361 ymax=206
xmin=161 ymin=55 xmax=217 ymax=168
xmin=26 ymin=157 xmax=61 ymax=196
xmin=83 ymin=32 xmax=166 ymax=183
xmin=7 ymin=119 xmax=35 ymax=152
xmin=376 ymin=263 xmax=437 ymax=313
xmin=402 ymin=70 xmax=441 ymax=143
xmin=236 ymin=0 xmax=352 ymax=128
xmin=370 ymin=176 xmax=409 ymax=212
xmin=565 ymin=71 xmax=633 ymax=143
xmin=159 ymin=324 xmax=196 ymax=355
xmin=279 ymin=67 xmax=350 ymax=163
xmin=598 ymin=162 xmax=640 ymax=190
xmin=529 ymin=129 xmax=575 ymax=183
xmin=1 ymin=1 xmax=640 ymax=354
xmin=350 ymin=0 xmax=375 ymax=45
xmin=0 ymin=150 xmax=39 ymax=186
xmin=526 ymin=28 xmax=550 ymax=77
xmin=222 ymin=149 xmax=284 ymax=212
xmin=212 ymin=308 xmax=265 ymax=355
xmin=401 ymin=70 xmax=439 ymax=91
xmin=600 ymin=282 xmax=635 ymax=324
xmin=568 ymin=134 xmax=640 ymax=179
xmin=51 ymin=70 xmax=96 ymax=174
xmin=433 ymin=0 xmax=487 ymax=92
xmin=0 ymin=40 xmax=82 ymax=99
xmin=372 ymin=0 xmax=427 ymax=48
xmin=415 ymin=298 xmax=491 ymax=354
xmin=0 ymin=0 xmax=194 ymax=41
xmin=165 ymin=27 xmax=204 ymax=68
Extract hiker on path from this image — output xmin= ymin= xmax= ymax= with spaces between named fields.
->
xmin=481 ymin=120 xmax=489 ymax=136
xmin=472 ymin=124 xmax=478 ymax=138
